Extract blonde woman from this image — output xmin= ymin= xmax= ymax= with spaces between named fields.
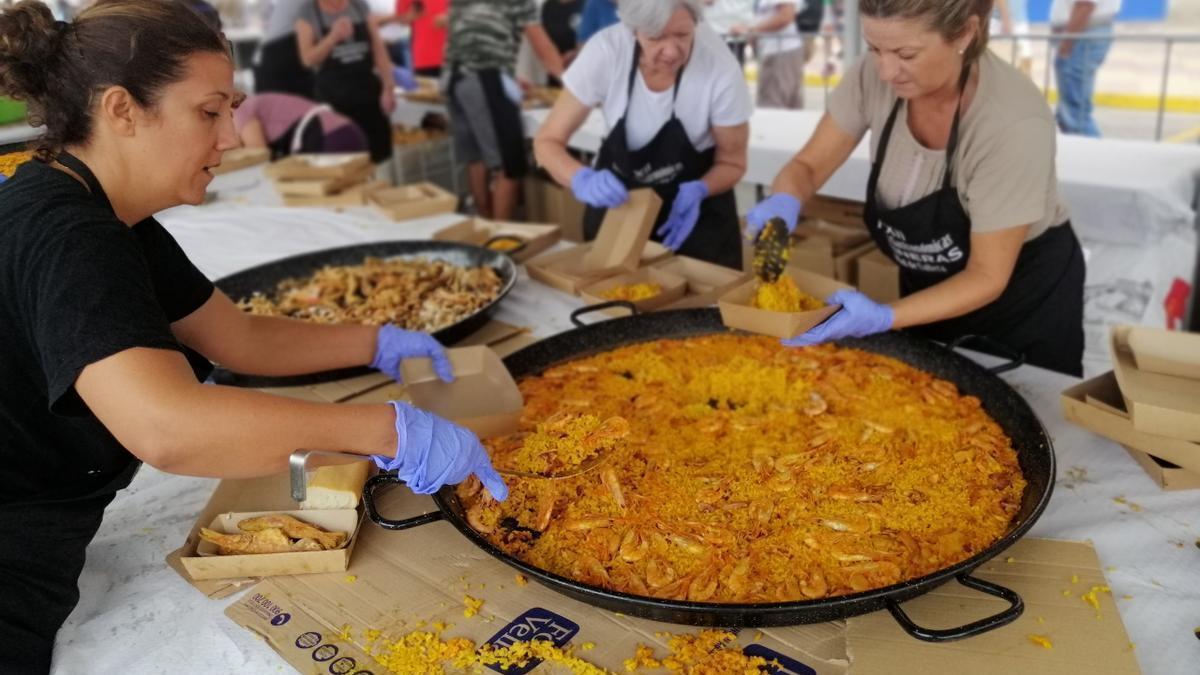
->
xmin=746 ymin=0 xmax=1085 ymax=375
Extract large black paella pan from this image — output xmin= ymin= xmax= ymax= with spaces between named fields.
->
xmin=363 ymin=307 xmax=1054 ymax=641
xmin=211 ymin=240 xmax=518 ymax=387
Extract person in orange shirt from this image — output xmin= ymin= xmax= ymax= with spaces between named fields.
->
xmin=398 ymin=0 xmax=448 ymax=77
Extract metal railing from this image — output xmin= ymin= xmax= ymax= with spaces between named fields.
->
xmin=723 ymin=29 xmax=1200 ymax=142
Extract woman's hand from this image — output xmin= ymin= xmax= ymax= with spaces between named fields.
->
xmin=657 ymin=180 xmax=708 ymax=250
xmin=370 ymin=325 xmax=453 ymax=383
xmin=782 ymin=290 xmax=894 ymax=347
xmin=570 ymin=167 xmax=629 ymax=208
xmin=372 ymin=402 xmax=509 ymax=500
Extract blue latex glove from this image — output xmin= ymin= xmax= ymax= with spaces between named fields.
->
xmin=570 ymin=167 xmax=629 ymax=209
xmin=393 ymin=66 xmax=418 ymax=92
xmin=744 ymin=193 xmax=803 ymax=240
xmin=373 ymin=402 xmax=509 ymax=500
xmin=656 ymin=180 xmax=707 ymax=251
xmin=782 ymin=290 xmax=894 ymax=348
xmin=370 ymin=324 xmax=454 ymax=384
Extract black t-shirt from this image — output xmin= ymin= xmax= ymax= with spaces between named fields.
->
xmin=0 ymin=161 xmax=215 ymax=505
xmin=541 ymin=0 xmax=583 ymax=56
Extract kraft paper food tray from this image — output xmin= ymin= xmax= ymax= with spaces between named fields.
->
xmin=526 ymin=240 xmax=673 ymax=295
xmin=182 ymin=509 xmax=361 ymax=581
xmin=210 ymin=147 xmax=269 ymax=176
xmin=1110 ymin=325 xmax=1200 ymax=441
xmin=1124 ymin=325 xmax=1200 ymax=380
xmin=578 ymin=267 xmax=689 ymax=314
xmin=857 ymin=248 xmax=901 ymax=304
xmin=582 ymin=188 xmax=663 ymax=272
xmin=1060 ymin=370 xmax=1200 ymax=475
xmin=225 ymin=474 xmax=1136 ymax=675
xmin=281 ymin=179 xmax=389 ymax=208
xmin=718 ymin=267 xmax=850 ymax=340
xmin=1122 ymin=444 xmax=1200 ymax=491
xmin=370 ymin=181 xmax=458 ymax=221
xmin=431 ymin=217 xmax=561 ymax=263
xmin=399 ymin=345 xmax=523 ymax=440
xmin=264 ymin=153 xmax=372 ymax=181
xmin=653 ymin=254 xmax=750 ymax=310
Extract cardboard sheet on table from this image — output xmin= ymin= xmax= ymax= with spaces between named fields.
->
xmin=225 ymin=482 xmax=1135 ymax=675
xmin=1110 ymin=326 xmax=1200 ymax=441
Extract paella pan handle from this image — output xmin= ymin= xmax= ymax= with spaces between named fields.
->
xmin=947 ymin=335 xmax=1026 ymax=375
xmin=483 ymin=235 xmax=528 ymax=257
xmin=885 ymin=572 xmax=1024 ymax=642
xmin=570 ymin=301 xmax=639 ymax=328
xmin=362 ymin=472 xmax=446 ymax=530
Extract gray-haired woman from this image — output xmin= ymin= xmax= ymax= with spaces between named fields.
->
xmin=745 ymin=0 xmax=1085 ymax=376
xmin=533 ymin=0 xmax=753 ymax=269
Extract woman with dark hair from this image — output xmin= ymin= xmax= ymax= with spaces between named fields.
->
xmin=745 ymin=0 xmax=1086 ymax=375
xmin=0 ymin=2 xmax=506 ymax=669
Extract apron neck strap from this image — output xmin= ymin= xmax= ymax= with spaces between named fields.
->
xmin=627 ymin=42 xmax=685 ymax=119
xmin=55 ymin=150 xmax=114 ymax=214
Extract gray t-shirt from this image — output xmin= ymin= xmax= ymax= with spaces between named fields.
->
xmin=828 ymin=51 xmax=1070 ymax=240
xmin=297 ymin=0 xmax=373 ymax=67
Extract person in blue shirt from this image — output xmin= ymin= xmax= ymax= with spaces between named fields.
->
xmin=576 ymin=0 xmax=619 ymax=43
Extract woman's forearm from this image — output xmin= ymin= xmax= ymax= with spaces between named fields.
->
xmin=533 ymin=137 xmax=586 ymax=187
xmin=229 ymin=316 xmax=378 ymax=376
xmin=700 ymin=159 xmax=744 ymax=196
xmin=770 ymin=155 xmax=821 ymax=202
xmin=889 ymin=268 xmax=1006 ymax=330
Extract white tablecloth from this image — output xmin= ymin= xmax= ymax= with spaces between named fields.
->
xmin=520 ymin=107 xmax=1200 ymax=247
xmin=48 ymin=165 xmax=1200 ymax=675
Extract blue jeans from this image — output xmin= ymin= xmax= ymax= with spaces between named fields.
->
xmin=1053 ymin=24 xmax=1113 ymax=137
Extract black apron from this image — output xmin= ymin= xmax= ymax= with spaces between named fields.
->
xmin=254 ymin=34 xmax=316 ymax=98
xmin=582 ymin=43 xmax=741 ymax=270
xmin=863 ymin=68 xmax=1086 ymax=376
xmin=311 ymin=1 xmax=392 ymax=162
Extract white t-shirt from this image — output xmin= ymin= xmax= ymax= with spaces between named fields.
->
xmin=753 ymin=0 xmax=802 ymax=58
xmin=562 ymin=22 xmax=753 ymax=152
xmin=1050 ymin=0 xmax=1122 ymax=27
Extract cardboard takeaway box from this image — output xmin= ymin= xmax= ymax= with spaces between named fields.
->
xmin=1110 ymin=325 xmax=1200 ymax=441
xmin=739 ymin=196 xmax=874 ymax=284
xmin=856 ymin=248 xmax=901 ymax=304
xmin=398 ymin=345 xmax=523 ymax=440
xmin=526 ymin=189 xmax=667 ymax=295
xmin=578 ymin=267 xmax=689 ymax=314
xmin=210 ymin=146 xmax=269 ymax=176
xmin=264 ymin=153 xmax=372 ymax=181
xmin=225 ymin=476 xmax=1139 ymax=675
xmin=370 ymin=181 xmax=459 ymax=221
xmin=1123 ymin=444 xmax=1200 ymax=491
xmin=180 ymin=509 xmax=361 ymax=581
xmin=280 ymin=179 xmax=390 ymax=208
xmin=791 ymin=197 xmax=875 ymax=285
xmin=524 ymin=173 xmax=588 ymax=243
xmin=1060 ymin=370 xmax=1200 ymax=476
xmin=718 ymin=267 xmax=850 ymax=340
xmin=1124 ymin=325 xmax=1200 ymax=380
xmin=652 ymin=254 xmax=750 ymax=310
xmin=431 ymin=217 xmax=562 ymax=263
